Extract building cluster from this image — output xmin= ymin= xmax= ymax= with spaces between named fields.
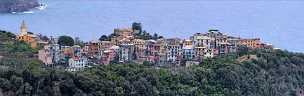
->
xmin=16 ymin=21 xmax=273 ymax=71
xmin=16 ymin=21 xmax=48 ymax=48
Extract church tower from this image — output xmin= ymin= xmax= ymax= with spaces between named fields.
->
xmin=17 ymin=20 xmax=38 ymax=48
xmin=20 ymin=20 xmax=28 ymax=35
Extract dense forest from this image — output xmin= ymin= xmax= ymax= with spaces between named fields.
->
xmin=1 ymin=30 xmax=304 ymax=96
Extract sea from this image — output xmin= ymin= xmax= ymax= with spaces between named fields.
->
xmin=0 ymin=0 xmax=303 ymax=52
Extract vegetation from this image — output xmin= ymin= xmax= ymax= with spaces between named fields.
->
xmin=74 ymin=37 xmax=85 ymax=47
xmin=1 ymin=48 xmax=304 ymax=95
xmin=58 ymin=36 xmax=74 ymax=46
xmin=98 ymin=35 xmax=110 ymax=41
xmin=134 ymin=31 xmax=163 ymax=40
xmin=2 ymin=30 xmax=304 ymax=96
xmin=132 ymin=22 xmax=142 ymax=32
xmin=0 ymin=30 xmax=16 ymax=41
xmin=98 ymin=22 xmax=163 ymax=41
xmin=0 ymin=30 xmax=37 ymax=56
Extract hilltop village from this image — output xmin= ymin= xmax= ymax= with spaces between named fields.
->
xmin=16 ymin=21 xmax=273 ymax=71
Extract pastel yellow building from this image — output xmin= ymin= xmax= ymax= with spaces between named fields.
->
xmin=132 ymin=39 xmax=146 ymax=61
xmin=239 ymin=38 xmax=262 ymax=49
xmin=16 ymin=21 xmax=38 ymax=48
xmin=111 ymin=28 xmax=135 ymax=45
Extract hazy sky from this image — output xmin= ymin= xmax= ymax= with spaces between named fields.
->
xmin=0 ymin=0 xmax=303 ymax=52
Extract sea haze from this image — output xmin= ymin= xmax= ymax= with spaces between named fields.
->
xmin=0 ymin=0 xmax=303 ymax=52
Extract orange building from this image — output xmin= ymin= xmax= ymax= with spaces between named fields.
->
xmin=183 ymin=39 xmax=193 ymax=46
xmin=87 ymin=41 xmax=100 ymax=57
xmin=111 ymin=28 xmax=135 ymax=45
xmin=16 ymin=21 xmax=38 ymax=48
xmin=239 ymin=38 xmax=262 ymax=49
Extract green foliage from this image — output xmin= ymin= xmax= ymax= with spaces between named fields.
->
xmin=135 ymin=30 xmax=153 ymax=40
xmin=74 ymin=37 xmax=85 ymax=47
xmin=0 ymin=31 xmax=37 ymax=58
xmin=132 ymin=22 xmax=142 ymax=32
xmin=98 ymin=23 xmax=163 ymax=41
xmin=5 ymin=41 xmax=35 ymax=53
xmin=237 ymin=45 xmax=250 ymax=56
xmin=143 ymin=61 xmax=154 ymax=66
xmin=99 ymin=35 xmax=111 ymax=41
xmin=1 ymin=33 xmax=304 ymax=96
xmin=0 ymin=30 xmax=16 ymax=41
xmin=58 ymin=35 xmax=74 ymax=46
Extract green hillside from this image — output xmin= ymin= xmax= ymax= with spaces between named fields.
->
xmin=0 ymin=30 xmax=304 ymax=96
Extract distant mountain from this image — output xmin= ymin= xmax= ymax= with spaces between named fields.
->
xmin=0 ymin=0 xmax=39 ymax=13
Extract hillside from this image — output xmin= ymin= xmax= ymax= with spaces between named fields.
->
xmin=0 ymin=0 xmax=39 ymax=13
xmin=1 ymin=30 xmax=304 ymax=96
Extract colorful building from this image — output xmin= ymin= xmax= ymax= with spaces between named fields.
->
xmin=191 ymin=33 xmax=211 ymax=48
xmin=67 ymin=56 xmax=88 ymax=71
xmin=182 ymin=40 xmax=195 ymax=61
xmin=227 ymin=36 xmax=241 ymax=53
xmin=165 ymin=38 xmax=182 ymax=65
xmin=37 ymin=23 xmax=275 ymax=69
xmin=156 ymin=39 xmax=167 ymax=65
xmin=16 ymin=21 xmax=38 ymax=48
xmin=191 ymin=33 xmax=213 ymax=59
xmin=100 ymin=50 xmax=116 ymax=65
xmin=145 ymin=40 xmax=160 ymax=63
xmin=38 ymin=44 xmax=60 ymax=65
xmin=98 ymin=41 xmax=113 ymax=50
xmin=239 ymin=38 xmax=262 ymax=49
xmin=87 ymin=41 xmax=100 ymax=58
xmin=132 ymin=39 xmax=146 ymax=62
xmin=111 ymin=28 xmax=135 ymax=45
xmin=119 ymin=43 xmax=135 ymax=63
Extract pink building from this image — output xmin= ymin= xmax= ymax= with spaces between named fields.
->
xmin=145 ymin=40 xmax=161 ymax=63
xmin=86 ymin=41 xmax=99 ymax=58
xmin=100 ymin=46 xmax=119 ymax=65
xmin=38 ymin=47 xmax=53 ymax=65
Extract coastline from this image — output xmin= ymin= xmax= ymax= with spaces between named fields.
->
xmin=10 ymin=3 xmax=47 ymax=14
xmin=0 ymin=0 xmax=42 ymax=14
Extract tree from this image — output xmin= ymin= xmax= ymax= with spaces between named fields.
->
xmin=158 ymin=36 xmax=164 ymax=39
xmin=16 ymin=82 xmax=32 ymax=96
xmin=58 ymin=36 xmax=74 ymax=46
xmin=140 ymin=31 xmax=152 ymax=40
xmin=237 ymin=45 xmax=249 ymax=56
xmin=37 ymin=34 xmax=49 ymax=42
xmin=0 ymin=30 xmax=16 ymax=41
xmin=143 ymin=61 xmax=153 ymax=66
xmin=75 ymin=37 xmax=85 ymax=47
xmin=152 ymin=33 xmax=158 ymax=40
xmin=132 ymin=22 xmax=142 ymax=32
xmin=99 ymin=35 xmax=109 ymax=41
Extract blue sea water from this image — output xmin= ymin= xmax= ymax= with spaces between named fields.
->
xmin=0 ymin=0 xmax=303 ymax=52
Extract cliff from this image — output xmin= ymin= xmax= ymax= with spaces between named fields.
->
xmin=0 ymin=0 xmax=39 ymax=13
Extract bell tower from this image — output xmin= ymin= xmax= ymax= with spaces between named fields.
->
xmin=20 ymin=20 xmax=28 ymax=35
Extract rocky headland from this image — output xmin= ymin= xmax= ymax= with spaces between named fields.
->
xmin=0 ymin=0 xmax=39 ymax=13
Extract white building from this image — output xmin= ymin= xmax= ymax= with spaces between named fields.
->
xmin=227 ymin=36 xmax=241 ymax=53
xmin=182 ymin=45 xmax=195 ymax=61
xmin=119 ymin=43 xmax=135 ymax=63
xmin=165 ymin=38 xmax=182 ymax=64
xmin=191 ymin=33 xmax=211 ymax=48
xmin=67 ymin=57 xmax=88 ymax=71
